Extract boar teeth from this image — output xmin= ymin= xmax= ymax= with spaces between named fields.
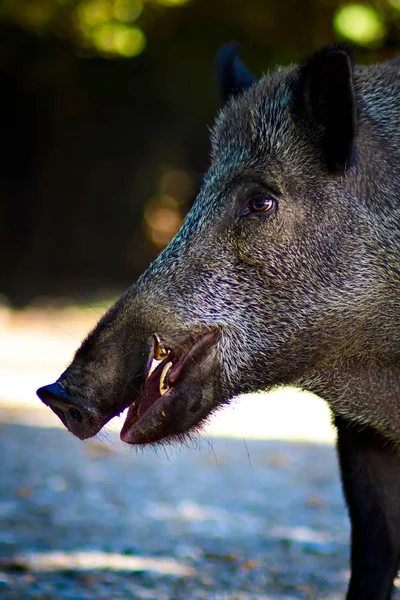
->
xmin=159 ymin=361 xmax=173 ymax=396
xmin=154 ymin=334 xmax=169 ymax=360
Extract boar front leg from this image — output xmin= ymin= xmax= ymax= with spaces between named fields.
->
xmin=335 ymin=415 xmax=400 ymax=600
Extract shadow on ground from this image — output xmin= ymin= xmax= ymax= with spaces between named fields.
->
xmin=0 ymin=422 xmax=381 ymax=600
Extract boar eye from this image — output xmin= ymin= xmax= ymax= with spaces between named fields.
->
xmin=242 ymin=196 xmax=277 ymax=216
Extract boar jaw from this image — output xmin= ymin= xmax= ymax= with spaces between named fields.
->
xmin=120 ymin=328 xmax=220 ymax=445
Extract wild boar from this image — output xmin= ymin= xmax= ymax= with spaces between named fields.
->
xmin=38 ymin=45 xmax=400 ymax=599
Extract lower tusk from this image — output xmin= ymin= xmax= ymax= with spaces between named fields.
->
xmin=159 ymin=361 xmax=173 ymax=396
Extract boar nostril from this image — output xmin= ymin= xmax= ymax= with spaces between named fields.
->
xmin=68 ymin=407 xmax=83 ymax=423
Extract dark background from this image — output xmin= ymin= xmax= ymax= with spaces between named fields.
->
xmin=1 ymin=0 xmax=399 ymax=306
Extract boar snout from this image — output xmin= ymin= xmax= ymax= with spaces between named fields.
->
xmin=37 ymin=381 xmax=101 ymax=440
xmin=36 ymin=289 xmax=223 ymax=444
xmin=37 ymin=304 xmax=156 ymax=440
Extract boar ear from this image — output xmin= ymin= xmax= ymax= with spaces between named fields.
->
xmin=215 ymin=42 xmax=256 ymax=102
xmin=296 ymin=45 xmax=357 ymax=172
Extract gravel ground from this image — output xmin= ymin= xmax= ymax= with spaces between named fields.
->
xmin=0 ymin=422 xmax=365 ymax=600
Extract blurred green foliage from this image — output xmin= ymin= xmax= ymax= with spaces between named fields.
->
xmin=1 ymin=0 xmax=400 ymax=305
xmin=1 ymin=0 xmax=189 ymax=58
xmin=2 ymin=0 xmax=400 ymax=55
xmin=0 ymin=0 xmax=192 ymax=57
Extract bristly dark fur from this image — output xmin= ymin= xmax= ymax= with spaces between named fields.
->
xmin=38 ymin=45 xmax=400 ymax=599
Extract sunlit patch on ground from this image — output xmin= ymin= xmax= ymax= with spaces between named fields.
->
xmin=0 ymin=551 xmax=196 ymax=576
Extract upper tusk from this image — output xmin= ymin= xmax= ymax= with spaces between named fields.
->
xmin=154 ymin=333 xmax=169 ymax=360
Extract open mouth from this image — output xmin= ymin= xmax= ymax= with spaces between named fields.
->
xmin=120 ymin=329 xmax=219 ymax=443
